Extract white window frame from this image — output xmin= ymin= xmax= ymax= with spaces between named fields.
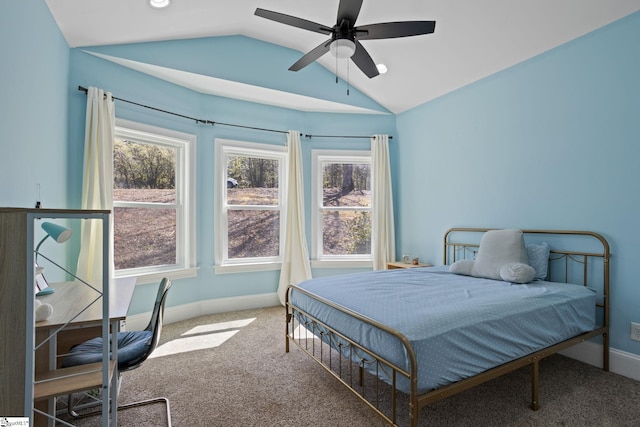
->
xmin=214 ymin=138 xmax=287 ymax=274
xmin=113 ymin=118 xmax=197 ymax=284
xmin=311 ymin=149 xmax=372 ymax=268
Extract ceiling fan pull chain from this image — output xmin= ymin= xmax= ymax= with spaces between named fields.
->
xmin=347 ymin=58 xmax=350 ymax=96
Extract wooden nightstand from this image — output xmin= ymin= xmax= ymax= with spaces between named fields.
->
xmin=387 ymin=261 xmax=432 ymax=269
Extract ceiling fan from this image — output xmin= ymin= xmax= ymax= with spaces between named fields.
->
xmin=255 ymin=0 xmax=436 ymax=78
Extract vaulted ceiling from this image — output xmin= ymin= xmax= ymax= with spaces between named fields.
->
xmin=45 ymin=0 xmax=640 ymax=114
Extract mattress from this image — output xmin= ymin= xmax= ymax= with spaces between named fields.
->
xmin=290 ymin=266 xmax=596 ymax=394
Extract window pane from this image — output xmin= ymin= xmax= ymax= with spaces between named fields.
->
xmin=114 ymin=207 xmax=176 ymax=269
xmin=322 ymin=163 xmax=370 ymax=207
xmin=228 ymin=210 xmax=279 ymax=258
xmin=227 ymin=187 xmax=279 ymax=206
xmin=114 ymin=188 xmax=175 ymax=204
xmin=226 ymin=155 xmax=278 ymax=205
xmin=322 ymin=211 xmax=371 ymax=255
xmin=114 ymin=138 xmax=176 ymax=203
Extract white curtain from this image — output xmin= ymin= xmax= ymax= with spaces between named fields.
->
xmin=371 ymin=134 xmax=396 ymax=270
xmin=76 ymin=87 xmax=115 ymax=283
xmin=277 ymin=130 xmax=312 ymax=305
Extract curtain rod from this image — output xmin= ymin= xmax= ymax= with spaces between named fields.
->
xmin=77 ymin=85 xmax=391 ymax=140
xmin=303 ymin=134 xmax=391 ymax=139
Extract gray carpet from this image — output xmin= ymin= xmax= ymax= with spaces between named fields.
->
xmin=66 ymin=306 xmax=640 ymax=426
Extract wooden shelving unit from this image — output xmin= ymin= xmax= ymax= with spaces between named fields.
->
xmin=0 ymin=208 xmax=111 ymax=426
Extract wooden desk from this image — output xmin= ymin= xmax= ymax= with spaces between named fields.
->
xmin=34 ymin=277 xmax=136 ymax=425
xmin=35 ymin=277 xmax=136 ymax=348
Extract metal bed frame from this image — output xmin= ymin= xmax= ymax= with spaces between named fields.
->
xmin=285 ymin=228 xmax=610 ymax=426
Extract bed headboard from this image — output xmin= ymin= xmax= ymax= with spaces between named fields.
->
xmin=443 ymin=228 xmax=610 ymax=327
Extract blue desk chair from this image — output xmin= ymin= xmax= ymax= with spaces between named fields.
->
xmin=62 ymin=277 xmax=173 ymax=425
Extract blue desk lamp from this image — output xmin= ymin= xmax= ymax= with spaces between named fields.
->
xmin=35 ymin=222 xmax=72 ymax=295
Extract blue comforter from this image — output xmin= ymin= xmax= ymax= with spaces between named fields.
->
xmin=291 ymin=266 xmax=595 ymax=394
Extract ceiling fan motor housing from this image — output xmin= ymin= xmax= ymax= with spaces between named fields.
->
xmin=331 ymin=25 xmax=357 ymax=58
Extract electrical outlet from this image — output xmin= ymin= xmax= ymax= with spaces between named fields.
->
xmin=631 ymin=322 xmax=640 ymax=342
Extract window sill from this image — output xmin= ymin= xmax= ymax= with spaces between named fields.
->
xmin=116 ymin=267 xmax=198 ymax=285
xmin=213 ymin=260 xmax=373 ymax=274
xmin=310 ymin=260 xmax=372 ymax=269
xmin=215 ymin=262 xmax=281 ymax=275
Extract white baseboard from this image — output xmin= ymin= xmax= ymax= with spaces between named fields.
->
xmin=127 ymin=298 xmax=640 ymax=384
xmin=560 ymin=341 xmax=640 ymax=382
xmin=125 ymin=292 xmax=280 ymax=331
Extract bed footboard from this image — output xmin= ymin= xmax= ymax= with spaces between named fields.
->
xmin=285 ymin=285 xmax=419 ymax=426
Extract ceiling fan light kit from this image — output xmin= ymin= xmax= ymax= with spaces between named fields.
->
xmin=330 ymin=39 xmax=356 ymax=58
xmin=255 ymin=0 xmax=435 ymax=78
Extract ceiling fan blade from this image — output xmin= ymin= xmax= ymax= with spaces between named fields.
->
xmin=356 ymin=21 xmax=436 ymax=40
xmin=336 ymin=0 xmax=363 ymax=26
xmin=351 ymin=40 xmax=379 ymax=78
xmin=289 ymin=39 xmax=332 ymax=71
xmin=255 ymin=8 xmax=333 ymax=35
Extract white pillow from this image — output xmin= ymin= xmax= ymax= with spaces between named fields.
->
xmin=471 ymin=229 xmax=529 ymax=281
xmin=500 ymin=262 xmax=536 ymax=284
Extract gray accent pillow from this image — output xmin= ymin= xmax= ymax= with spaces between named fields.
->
xmin=527 ymin=242 xmax=550 ymax=280
xmin=471 ymin=229 xmax=529 ymax=281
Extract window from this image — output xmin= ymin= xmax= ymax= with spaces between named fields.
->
xmin=215 ymin=139 xmax=287 ymax=273
xmin=113 ymin=119 xmax=196 ymax=283
xmin=312 ymin=150 xmax=372 ymax=267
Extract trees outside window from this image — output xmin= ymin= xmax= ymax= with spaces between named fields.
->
xmin=215 ymin=139 xmax=287 ymax=272
xmin=113 ymin=120 xmax=196 ymax=282
xmin=312 ymin=150 xmax=372 ymax=265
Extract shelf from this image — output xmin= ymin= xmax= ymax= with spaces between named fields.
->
xmin=34 ymin=360 xmax=115 ymax=401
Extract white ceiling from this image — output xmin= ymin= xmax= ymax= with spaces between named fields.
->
xmin=45 ymin=0 xmax=640 ymax=114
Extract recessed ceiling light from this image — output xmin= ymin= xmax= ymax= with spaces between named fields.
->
xmin=149 ymin=0 xmax=170 ymax=8
xmin=376 ymin=64 xmax=388 ymax=74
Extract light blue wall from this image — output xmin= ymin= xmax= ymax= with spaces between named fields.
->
xmin=395 ymin=11 xmax=640 ymax=355
xmin=68 ymin=39 xmax=396 ymax=315
xmin=0 ymin=0 xmax=69 ymax=209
